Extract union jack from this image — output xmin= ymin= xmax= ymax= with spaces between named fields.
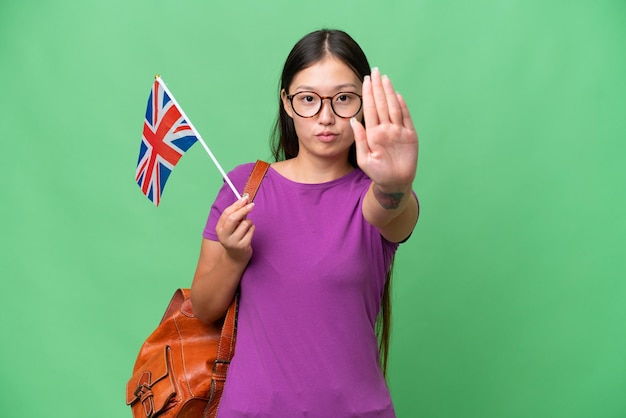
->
xmin=135 ymin=78 xmax=198 ymax=206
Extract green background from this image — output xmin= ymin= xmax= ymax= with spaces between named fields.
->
xmin=2 ymin=1 xmax=625 ymax=417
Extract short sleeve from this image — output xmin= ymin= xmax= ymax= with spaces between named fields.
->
xmin=202 ymin=163 xmax=256 ymax=241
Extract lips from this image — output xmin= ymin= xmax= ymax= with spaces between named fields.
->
xmin=315 ymin=131 xmax=338 ymax=142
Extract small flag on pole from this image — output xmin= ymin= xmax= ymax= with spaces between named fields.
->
xmin=136 ymin=78 xmax=197 ymax=206
xmin=136 ymin=76 xmax=241 ymax=206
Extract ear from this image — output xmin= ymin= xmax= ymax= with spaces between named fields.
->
xmin=281 ymin=89 xmax=294 ymax=119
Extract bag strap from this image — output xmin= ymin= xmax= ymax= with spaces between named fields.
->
xmin=218 ymin=159 xmax=269 ymax=353
xmin=242 ymin=160 xmax=271 ymax=201
xmin=212 ymin=160 xmax=270 ymax=380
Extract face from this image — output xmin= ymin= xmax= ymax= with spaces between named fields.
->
xmin=281 ymin=56 xmax=363 ymax=162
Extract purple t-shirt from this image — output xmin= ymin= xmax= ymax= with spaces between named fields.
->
xmin=203 ymin=163 xmax=399 ymax=417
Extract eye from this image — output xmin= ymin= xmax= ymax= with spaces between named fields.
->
xmin=295 ymin=92 xmax=319 ymax=104
xmin=335 ymin=93 xmax=354 ymax=103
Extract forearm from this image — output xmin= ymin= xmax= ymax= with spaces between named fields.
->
xmin=362 ymin=182 xmax=419 ymax=243
xmin=191 ymin=245 xmax=249 ymax=324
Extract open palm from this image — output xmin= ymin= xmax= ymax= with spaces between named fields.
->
xmin=351 ymin=68 xmax=418 ymax=191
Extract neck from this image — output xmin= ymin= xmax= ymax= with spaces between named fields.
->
xmin=281 ymin=155 xmax=354 ymax=184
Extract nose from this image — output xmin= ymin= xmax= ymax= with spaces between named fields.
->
xmin=317 ymin=98 xmax=335 ymax=124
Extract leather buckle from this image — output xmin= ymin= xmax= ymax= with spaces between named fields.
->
xmin=133 ymin=372 xmax=155 ymax=417
xmin=212 ymin=359 xmax=231 ymax=379
xmin=134 ymin=383 xmax=151 ymax=399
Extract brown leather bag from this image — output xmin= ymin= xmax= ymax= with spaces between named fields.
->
xmin=126 ymin=160 xmax=270 ymax=418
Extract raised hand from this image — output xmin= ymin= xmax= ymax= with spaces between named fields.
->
xmin=350 ymin=68 xmax=418 ymax=192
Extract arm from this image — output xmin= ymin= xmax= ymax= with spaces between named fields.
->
xmin=351 ymin=68 xmax=419 ymax=242
xmin=191 ymin=195 xmax=255 ymax=324
xmin=362 ymin=182 xmax=419 ymax=243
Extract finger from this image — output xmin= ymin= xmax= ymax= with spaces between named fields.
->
xmin=383 ymin=75 xmax=403 ymax=126
xmin=371 ymin=68 xmax=390 ymax=123
xmin=218 ymin=205 xmax=255 ymax=245
xmin=237 ymin=224 xmax=256 ymax=247
xmin=229 ymin=218 xmax=254 ymax=242
xmin=217 ymin=199 xmax=255 ymax=235
xmin=396 ymin=93 xmax=416 ymax=132
xmin=223 ymin=224 xmax=256 ymax=256
xmin=216 ymin=194 xmax=249 ymax=226
xmin=350 ymin=117 xmax=370 ymax=163
xmin=361 ymin=74 xmax=379 ymax=127
xmin=228 ymin=202 xmax=255 ymax=230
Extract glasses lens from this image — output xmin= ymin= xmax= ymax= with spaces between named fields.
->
xmin=331 ymin=92 xmax=362 ymax=118
xmin=291 ymin=92 xmax=322 ymax=117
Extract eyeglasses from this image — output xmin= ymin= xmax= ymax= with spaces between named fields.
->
xmin=286 ymin=91 xmax=363 ymax=119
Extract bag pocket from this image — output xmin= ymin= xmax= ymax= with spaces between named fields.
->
xmin=126 ymin=345 xmax=178 ymax=417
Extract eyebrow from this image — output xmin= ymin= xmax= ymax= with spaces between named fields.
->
xmin=294 ymin=83 xmax=359 ymax=91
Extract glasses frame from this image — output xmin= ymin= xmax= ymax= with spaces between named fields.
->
xmin=286 ymin=91 xmax=363 ymax=119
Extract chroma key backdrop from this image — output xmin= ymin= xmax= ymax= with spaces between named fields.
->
xmin=1 ymin=1 xmax=625 ymax=417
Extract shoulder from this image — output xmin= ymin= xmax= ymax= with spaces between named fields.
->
xmin=225 ymin=162 xmax=259 ymax=186
xmin=206 ymin=162 xmax=258 ymax=222
xmin=229 ymin=162 xmax=257 ymax=177
xmin=350 ymin=168 xmax=373 ymax=197
xmin=352 ymin=167 xmax=371 ymax=185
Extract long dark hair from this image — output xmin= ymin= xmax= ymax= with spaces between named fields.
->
xmin=271 ymin=29 xmax=370 ymax=168
xmin=270 ymin=29 xmax=394 ymax=376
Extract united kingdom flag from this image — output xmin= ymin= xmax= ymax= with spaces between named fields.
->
xmin=135 ymin=78 xmax=198 ymax=206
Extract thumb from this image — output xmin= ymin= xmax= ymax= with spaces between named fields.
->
xmin=350 ymin=117 xmax=370 ymax=160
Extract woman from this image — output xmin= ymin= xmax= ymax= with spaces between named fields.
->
xmin=191 ymin=29 xmax=419 ymax=417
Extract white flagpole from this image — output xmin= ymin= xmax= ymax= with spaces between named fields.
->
xmin=155 ymin=75 xmax=242 ymax=200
